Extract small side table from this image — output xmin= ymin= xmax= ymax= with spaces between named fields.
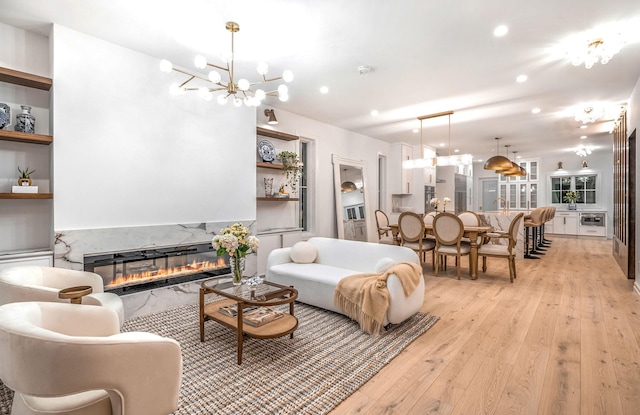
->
xmin=58 ymin=285 xmax=93 ymax=304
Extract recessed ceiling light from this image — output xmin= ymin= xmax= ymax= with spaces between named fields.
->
xmin=319 ymin=86 xmax=329 ymax=94
xmin=516 ymin=75 xmax=528 ymax=83
xmin=580 ymin=125 xmax=588 ymax=129
xmin=494 ymin=25 xmax=508 ymax=37
xmin=531 ymin=107 xmax=541 ymax=114
xmin=454 ymin=149 xmax=460 ymax=153
xmin=477 ymin=159 xmax=483 ymax=162
xmin=412 ymin=128 xmax=419 ymax=133
xmin=439 ymin=143 xmax=445 ymax=147
xmin=370 ymin=110 xmax=379 ymax=116
xmin=580 ymin=135 xmax=587 ymax=139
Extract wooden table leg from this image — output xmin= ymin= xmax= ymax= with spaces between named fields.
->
xmin=469 ymin=231 xmax=479 ymax=280
xmin=237 ymin=307 xmax=244 ymax=365
xmin=199 ymin=288 xmax=205 ymax=342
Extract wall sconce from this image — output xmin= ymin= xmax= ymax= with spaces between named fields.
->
xmin=557 ymin=162 xmax=563 ymax=170
xmin=582 ymin=160 xmax=588 ymax=168
xmin=264 ymin=109 xmax=278 ymax=125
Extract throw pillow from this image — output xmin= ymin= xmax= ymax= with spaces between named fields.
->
xmin=289 ymin=241 xmax=318 ymax=264
xmin=375 ymin=257 xmax=396 ymax=274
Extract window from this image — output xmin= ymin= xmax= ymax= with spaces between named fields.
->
xmin=550 ymin=174 xmax=597 ymax=204
xmin=299 ymin=141 xmax=308 ymax=231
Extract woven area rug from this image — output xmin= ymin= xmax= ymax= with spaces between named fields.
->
xmin=0 ymin=302 xmax=438 ymax=415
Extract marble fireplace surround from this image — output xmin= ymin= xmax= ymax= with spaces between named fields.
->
xmin=55 ymin=220 xmax=256 ymax=318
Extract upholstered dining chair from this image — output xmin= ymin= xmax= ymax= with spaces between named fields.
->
xmin=0 ymin=266 xmax=125 ymax=327
xmin=478 ymin=212 xmax=525 ymax=282
xmin=398 ymin=211 xmax=435 ymax=268
xmin=374 ymin=209 xmax=395 ymax=244
xmin=0 ymin=301 xmax=182 ymax=415
xmin=457 ymin=211 xmax=482 ymax=245
xmin=432 ymin=212 xmax=471 ymax=279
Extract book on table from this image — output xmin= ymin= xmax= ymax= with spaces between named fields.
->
xmin=218 ymin=304 xmax=258 ymax=317
xmin=242 ymin=307 xmax=284 ymax=327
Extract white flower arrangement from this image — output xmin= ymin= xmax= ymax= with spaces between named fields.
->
xmin=429 ymin=197 xmax=440 ymax=208
xmin=212 ymin=223 xmax=260 ymax=257
xmin=443 ymin=197 xmax=451 ymax=206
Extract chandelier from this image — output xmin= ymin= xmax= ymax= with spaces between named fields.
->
xmin=574 ymin=106 xmax=603 ymax=124
xmin=403 ymin=110 xmax=473 ymax=168
xmin=160 ymin=21 xmax=293 ymax=107
xmin=563 ymin=21 xmax=634 ymax=69
xmin=575 ymin=145 xmax=593 ymax=157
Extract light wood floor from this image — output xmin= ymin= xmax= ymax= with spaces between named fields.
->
xmin=330 ymin=236 xmax=640 ymax=415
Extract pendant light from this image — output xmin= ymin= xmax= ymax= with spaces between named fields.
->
xmin=341 ymin=168 xmax=357 ymax=193
xmin=500 ymin=146 xmax=526 ymax=177
xmin=484 ymin=137 xmax=513 ymax=171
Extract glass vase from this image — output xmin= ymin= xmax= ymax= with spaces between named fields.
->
xmin=229 ymin=255 xmax=245 ymax=285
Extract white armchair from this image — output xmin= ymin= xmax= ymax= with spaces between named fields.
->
xmin=0 ymin=266 xmax=124 ymax=326
xmin=0 ymin=301 xmax=182 ymax=415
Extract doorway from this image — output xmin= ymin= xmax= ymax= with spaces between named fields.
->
xmin=480 ymin=178 xmax=498 ymax=212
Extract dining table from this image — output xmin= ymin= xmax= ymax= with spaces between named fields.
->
xmin=389 ymin=223 xmax=490 ymax=279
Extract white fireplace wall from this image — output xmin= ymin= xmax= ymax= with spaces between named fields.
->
xmin=51 ymin=24 xmax=256 ymax=231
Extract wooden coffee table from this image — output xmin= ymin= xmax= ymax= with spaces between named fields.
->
xmin=199 ymin=278 xmax=298 ymax=364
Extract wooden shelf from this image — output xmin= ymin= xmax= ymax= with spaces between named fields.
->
xmin=257 ymin=162 xmax=284 ymax=170
xmin=257 ymin=197 xmax=299 ymax=202
xmin=0 ymin=193 xmax=53 ymax=200
xmin=0 ymin=67 xmax=52 ymax=91
xmin=257 ymin=127 xmax=299 ymax=141
xmin=0 ymin=130 xmax=53 ymax=145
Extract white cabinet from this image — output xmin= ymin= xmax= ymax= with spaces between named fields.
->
xmin=390 ymin=143 xmax=413 ymax=194
xmin=551 ymin=211 xmax=578 ymax=235
xmin=0 ymin=251 xmax=53 ymax=272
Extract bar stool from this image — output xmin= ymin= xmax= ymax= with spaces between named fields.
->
xmin=524 ymin=207 xmax=544 ymax=259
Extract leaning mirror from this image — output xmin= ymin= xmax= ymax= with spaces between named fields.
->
xmin=332 ymin=155 xmax=370 ymax=241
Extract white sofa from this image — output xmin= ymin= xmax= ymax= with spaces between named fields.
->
xmin=266 ymin=237 xmax=425 ymax=325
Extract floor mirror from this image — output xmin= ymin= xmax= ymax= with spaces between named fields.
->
xmin=332 ymin=155 xmax=370 ymax=241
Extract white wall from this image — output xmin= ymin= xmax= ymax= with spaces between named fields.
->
xmin=51 ymin=25 xmax=256 ymax=231
xmin=257 ymin=108 xmax=391 ymax=241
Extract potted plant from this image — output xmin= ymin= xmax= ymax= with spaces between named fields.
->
xmin=17 ymin=166 xmax=36 ymax=186
xmin=564 ymin=190 xmax=579 ymax=210
xmin=276 ymin=151 xmax=303 ymax=193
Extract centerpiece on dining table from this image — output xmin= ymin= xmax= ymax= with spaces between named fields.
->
xmin=429 ymin=196 xmax=452 ymax=213
xmin=212 ymin=223 xmax=260 ymax=285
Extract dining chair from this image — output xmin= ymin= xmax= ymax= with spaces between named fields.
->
xmin=374 ymin=209 xmax=395 ymax=244
xmin=422 ymin=211 xmax=437 ymax=242
xmin=398 ymin=212 xmax=435 ymax=268
xmin=477 ymin=212 xmax=525 ymax=282
xmin=457 ymin=211 xmax=482 ymax=245
xmin=432 ymin=212 xmax=470 ymax=279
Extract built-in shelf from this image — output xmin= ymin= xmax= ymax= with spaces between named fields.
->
xmin=0 ymin=193 xmax=53 ymax=200
xmin=256 ymin=126 xmax=299 ymax=141
xmin=0 ymin=67 xmax=52 ymax=91
xmin=0 ymin=130 xmax=53 ymax=145
xmin=256 ymin=197 xmax=299 ymax=202
xmin=257 ymin=162 xmax=284 ymax=170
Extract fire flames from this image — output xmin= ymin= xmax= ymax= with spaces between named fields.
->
xmin=106 ymin=258 xmax=227 ymax=288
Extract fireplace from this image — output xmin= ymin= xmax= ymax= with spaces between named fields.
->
xmin=84 ymin=243 xmax=229 ymax=295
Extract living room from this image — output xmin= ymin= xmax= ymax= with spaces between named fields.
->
xmin=1 ymin=1 xmax=640 ymax=414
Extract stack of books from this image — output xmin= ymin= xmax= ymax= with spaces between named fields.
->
xmin=218 ymin=304 xmax=258 ymax=317
xmin=242 ymin=307 xmax=284 ymax=327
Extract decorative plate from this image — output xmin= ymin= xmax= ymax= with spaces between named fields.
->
xmin=257 ymin=139 xmax=276 ymax=162
xmin=0 ymin=103 xmax=10 ymax=129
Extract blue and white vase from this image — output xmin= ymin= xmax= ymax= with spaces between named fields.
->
xmin=15 ymin=105 xmax=35 ymax=134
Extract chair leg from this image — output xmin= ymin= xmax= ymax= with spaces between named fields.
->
xmin=511 ymin=257 xmax=517 ymax=280
xmin=482 ymin=256 xmax=487 ymax=273
xmin=508 ymin=257 xmax=515 ymax=282
xmin=434 ymin=253 xmax=440 ymax=276
xmin=456 ymin=255 xmax=461 ymax=280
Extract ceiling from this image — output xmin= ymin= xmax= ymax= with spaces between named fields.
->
xmin=2 ymin=0 xmax=640 ymax=162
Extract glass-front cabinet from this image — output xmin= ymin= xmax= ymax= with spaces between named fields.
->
xmin=498 ymin=159 xmax=539 ymax=210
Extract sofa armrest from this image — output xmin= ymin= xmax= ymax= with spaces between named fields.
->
xmin=265 ymin=247 xmax=293 ymax=275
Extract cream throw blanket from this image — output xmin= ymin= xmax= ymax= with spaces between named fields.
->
xmin=334 ymin=262 xmax=422 ymax=335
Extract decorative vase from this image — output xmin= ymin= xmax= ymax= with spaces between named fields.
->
xmin=0 ymin=103 xmax=10 ymax=130
xmin=264 ymin=177 xmax=273 ymax=197
xmin=18 ymin=178 xmax=32 ymax=186
xmin=568 ymin=203 xmax=577 ymax=210
xmin=229 ymin=255 xmax=245 ymax=285
xmin=15 ymin=105 xmax=35 ymax=134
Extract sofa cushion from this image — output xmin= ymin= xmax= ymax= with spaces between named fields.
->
xmin=289 ymin=241 xmax=318 ymax=264
xmin=375 ymin=257 xmax=396 ymax=273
